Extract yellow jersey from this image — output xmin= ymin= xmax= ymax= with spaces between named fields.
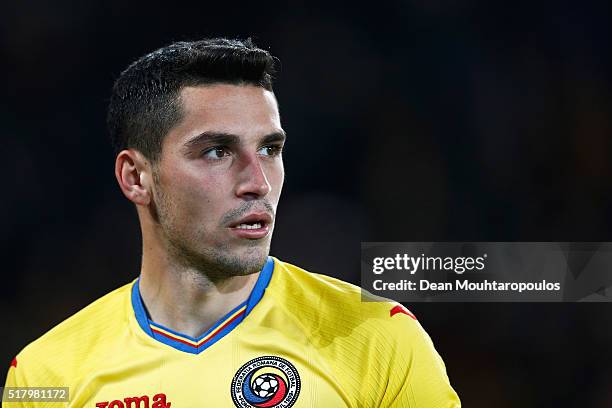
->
xmin=4 ymin=257 xmax=460 ymax=407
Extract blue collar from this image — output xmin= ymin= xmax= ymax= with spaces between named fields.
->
xmin=131 ymin=257 xmax=274 ymax=354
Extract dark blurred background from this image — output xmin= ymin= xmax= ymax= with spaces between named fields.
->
xmin=2 ymin=1 xmax=612 ymax=406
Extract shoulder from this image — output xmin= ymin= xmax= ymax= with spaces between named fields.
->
xmin=269 ymin=258 xmax=424 ymax=347
xmin=269 ymin=259 xmax=453 ymax=406
xmin=11 ymin=282 xmax=134 ymax=385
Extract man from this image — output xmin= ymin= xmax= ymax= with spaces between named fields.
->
xmin=4 ymin=38 xmax=460 ymax=407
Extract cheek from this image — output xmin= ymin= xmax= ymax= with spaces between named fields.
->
xmin=269 ymin=165 xmax=285 ymax=198
xmin=165 ymin=175 xmax=225 ymax=219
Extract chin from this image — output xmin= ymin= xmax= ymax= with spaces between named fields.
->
xmin=233 ymin=245 xmax=270 ymax=270
xmin=194 ymin=241 xmax=270 ymax=278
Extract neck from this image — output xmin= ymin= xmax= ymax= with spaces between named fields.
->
xmin=138 ymin=231 xmax=260 ymax=339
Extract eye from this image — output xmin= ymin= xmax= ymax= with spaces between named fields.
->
xmin=202 ymin=147 xmax=230 ymax=159
xmin=258 ymin=145 xmax=283 ymax=157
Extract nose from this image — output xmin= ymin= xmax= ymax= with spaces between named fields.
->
xmin=235 ymin=154 xmax=272 ymax=199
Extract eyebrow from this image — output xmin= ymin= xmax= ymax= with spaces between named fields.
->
xmin=261 ymin=131 xmax=287 ymax=144
xmin=182 ymin=130 xmax=287 ymax=152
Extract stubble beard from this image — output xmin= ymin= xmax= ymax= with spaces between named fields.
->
xmin=151 ymin=174 xmax=269 ymax=281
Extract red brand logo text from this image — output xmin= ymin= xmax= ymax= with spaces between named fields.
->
xmin=95 ymin=393 xmax=171 ymax=408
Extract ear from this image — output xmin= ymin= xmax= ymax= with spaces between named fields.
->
xmin=115 ymin=149 xmax=154 ymax=206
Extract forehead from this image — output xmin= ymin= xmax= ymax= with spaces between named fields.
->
xmin=165 ymin=84 xmax=281 ymax=147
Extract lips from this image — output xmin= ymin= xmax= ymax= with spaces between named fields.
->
xmin=228 ymin=212 xmax=273 ymax=239
xmin=228 ymin=212 xmax=273 ymax=228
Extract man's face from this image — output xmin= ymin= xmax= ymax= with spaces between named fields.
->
xmin=150 ymin=84 xmax=285 ymax=278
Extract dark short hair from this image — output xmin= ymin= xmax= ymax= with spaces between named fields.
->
xmin=107 ymin=38 xmax=276 ymax=161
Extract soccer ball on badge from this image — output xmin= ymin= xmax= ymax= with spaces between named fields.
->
xmin=252 ymin=374 xmax=279 ymax=398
